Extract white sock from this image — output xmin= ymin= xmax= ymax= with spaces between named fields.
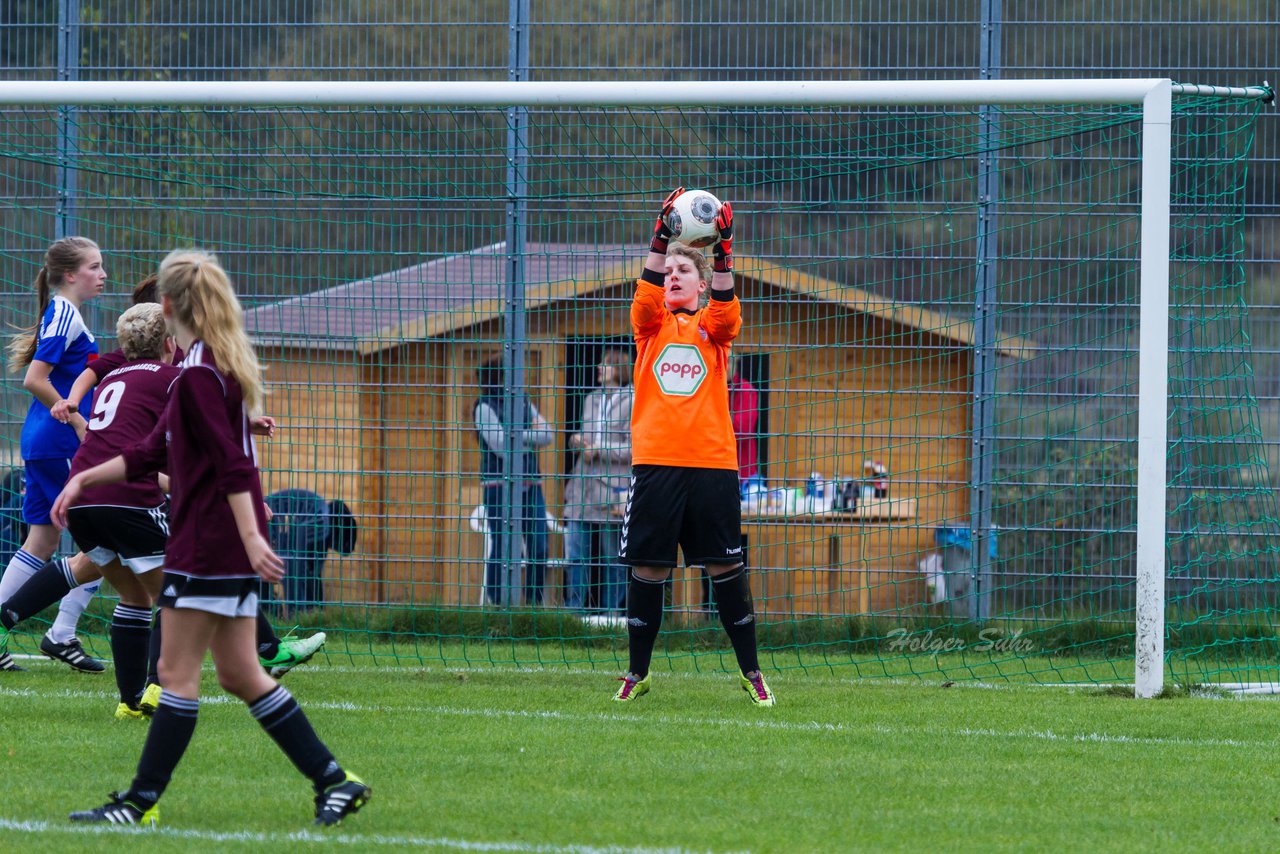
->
xmin=46 ymin=581 xmax=100 ymax=645
xmin=0 ymin=549 xmax=47 ymax=603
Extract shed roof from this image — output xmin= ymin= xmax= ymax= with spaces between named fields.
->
xmin=245 ymin=242 xmax=1034 ymax=358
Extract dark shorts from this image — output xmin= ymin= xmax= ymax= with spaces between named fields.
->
xmin=620 ymin=464 xmax=744 ymax=568
xmin=67 ymin=504 xmax=169 ymax=575
xmin=157 ymin=571 xmax=259 ymax=618
xmin=23 ymin=458 xmax=72 ymax=525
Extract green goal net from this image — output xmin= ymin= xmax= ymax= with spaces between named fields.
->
xmin=0 ymin=82 xmax=1271 ymax=690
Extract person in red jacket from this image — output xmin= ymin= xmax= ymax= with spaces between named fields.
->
xmin=54 ymin=249 xmax=369 ymax=829
xmin=613 ymin=188 xmax=775 ymax=707
xmin=728 ymin=354 xmax=760 ymax=481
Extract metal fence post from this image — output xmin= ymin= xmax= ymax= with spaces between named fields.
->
xmin=968 ymin=0 xmax=1002 ymax=622
xmin=55 ymin=0 xmax=80 ymax=240
xmin=498 ymin=0 xmax=532 ymax=607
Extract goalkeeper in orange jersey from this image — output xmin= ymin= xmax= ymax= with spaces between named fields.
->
xmin=613 ymin=187 xmax=774 ymax=707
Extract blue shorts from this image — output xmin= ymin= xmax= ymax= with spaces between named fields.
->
xmin=23 ymin=458 xmax=73 ymax=526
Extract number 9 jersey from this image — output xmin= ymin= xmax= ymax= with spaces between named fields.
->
xmin=68 ymin=358 xmax=181 ymax=509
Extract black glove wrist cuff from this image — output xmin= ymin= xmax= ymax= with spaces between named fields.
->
xmin=640 ymin=267 xmax=665 ymax=286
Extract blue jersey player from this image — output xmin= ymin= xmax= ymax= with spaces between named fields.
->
xmin=0 ymin=236 xmax=106 ymax=672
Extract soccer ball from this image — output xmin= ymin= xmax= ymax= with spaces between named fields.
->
xmin=663 ymin=189 xmax=722 ymax=249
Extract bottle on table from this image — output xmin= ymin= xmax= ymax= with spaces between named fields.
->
xmin=861 ymin=460 xmax=890 ymax=501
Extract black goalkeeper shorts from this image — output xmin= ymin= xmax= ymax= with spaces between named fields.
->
xmin=619 ymin=464 xmax=743 ymax=568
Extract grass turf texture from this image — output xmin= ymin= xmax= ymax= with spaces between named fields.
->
xmin=1 ymin=649 xmax=1278 ymax=852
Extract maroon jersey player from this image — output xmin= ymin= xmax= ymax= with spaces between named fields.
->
xmin=51 ymin=272 xmax=325 ymax=696
xmin=54 ymin=249 xmax=369 ymax=830
xmin=52 ymin=274 xmax=182 ymax=433
xmin=63 ymin=303 xmax=178 ymax=717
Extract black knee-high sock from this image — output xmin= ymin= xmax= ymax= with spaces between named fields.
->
xmin=127 ymin=690 xmax=199 ymax=807
xmin=256 ymin=609 xmax=280 ymax=657
xmin=0 ymin=559 xmax=74 ymax=629
xmin=146 ymin=612 xmax=162 ymax=685
xmin=626 ymin=571 xmax=667 ymax=679
xmin=110 ymin=604 xmax=152 ymax=704
xmin=249 ymin=685 xmax=345 ymax=792
xmin=711 ymin=567 xmax=760 ymax=676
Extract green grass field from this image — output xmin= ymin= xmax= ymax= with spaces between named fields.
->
xmin=2 ymin=642 xmax=1279 ymax=853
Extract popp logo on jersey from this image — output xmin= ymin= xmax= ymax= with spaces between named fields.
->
xmin=653 ymin=343 xmax=707 ymax=396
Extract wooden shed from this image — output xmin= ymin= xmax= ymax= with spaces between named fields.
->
xmin=245 ymin=243 xmax=1031 ymax=615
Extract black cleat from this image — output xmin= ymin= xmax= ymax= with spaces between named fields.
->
xmin=40 ymin=636 xmax=105 ymax=673
xmin=69 ymin=792 xmax=159 ymax=827
xmin=314 ymin=772 xmax=371 ymax=827
xmin=0 ymin=625 xmax=21 ymax=671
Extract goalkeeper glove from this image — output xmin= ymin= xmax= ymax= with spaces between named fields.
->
xmin=650 ymin=186 xmax=684 ymax=255
xmin=712 ymin=200 xmax=734 ymax=273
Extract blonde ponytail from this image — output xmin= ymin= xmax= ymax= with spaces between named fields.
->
xmin=158 ymin=249 xmax=265 ymax=411
xmin=7 ymin=236 xmax=100 ymax=373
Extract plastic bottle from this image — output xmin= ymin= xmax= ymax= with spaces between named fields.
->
xmin=805 ymin=472 xmax=824 ymax=499
xmin=858 ymin=461 xmax=890 ymax=500
xmin=871 ymin=461 xmax=889 ymax=497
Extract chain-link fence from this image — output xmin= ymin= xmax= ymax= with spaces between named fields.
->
xmin=0 ymin=4 xmax=1276 ymax=661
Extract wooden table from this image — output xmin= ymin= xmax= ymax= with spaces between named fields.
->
xmin=668 ymin=499 xmax=919 ymax=617
xmin=742 ymin=497 xmax=918 ymax=522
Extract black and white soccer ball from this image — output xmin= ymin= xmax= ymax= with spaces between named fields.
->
xmin=663 ymin=189 xmax=722 ymax=249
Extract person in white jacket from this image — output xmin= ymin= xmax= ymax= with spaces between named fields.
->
xmin=563 ymin=350 xmax=634 ymax=614
xmin=473 ymin=356 xmax=553 ymax=605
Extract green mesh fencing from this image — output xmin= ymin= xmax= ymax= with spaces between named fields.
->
xmin=0 ymin=90 xmax=1271 ymax=688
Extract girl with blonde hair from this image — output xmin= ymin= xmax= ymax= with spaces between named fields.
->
xmin=55 ymin=249 xmax=369 ymax=828
xmin=612 ymin=188 xmax=775 ymax=707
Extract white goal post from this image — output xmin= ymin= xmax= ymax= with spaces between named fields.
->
xmin=2 ymin=78 xmax=1270 ymax=698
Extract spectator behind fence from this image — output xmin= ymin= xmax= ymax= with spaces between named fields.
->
xmin=563 ymin=350 xmax=634 ymax=615
xmin=265 ymin=488 xmax=358 ymax=616
xmin=473 ymin=357 xmax=553 ymax=606
xmin=695 ymin=351 xmax=763 ymax=613
xmin=728 ymin=352 xmax=760 ymax=481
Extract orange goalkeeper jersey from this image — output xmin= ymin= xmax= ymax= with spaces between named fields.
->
xmin=630 ymin=280 xmax=742 ymax=470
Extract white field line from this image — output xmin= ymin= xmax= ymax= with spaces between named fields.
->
xmin=0 ymin=684 xmax=1266 ymax=750
xmin=7 ymin=652 xmax=1124 ymax=691
xmin=0 ymin=817 xmax=726 ymax=853
xmin=15 ymin=651 xmax=1274 ymax=697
